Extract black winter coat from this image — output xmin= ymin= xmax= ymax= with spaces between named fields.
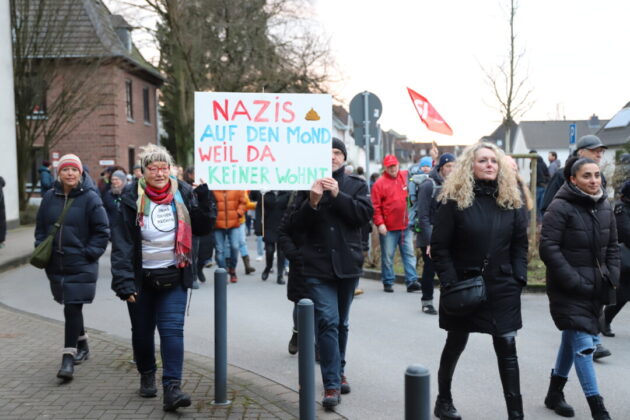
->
xmin=540 ymin=183 xmax=620 ymax=335
xmin=35 ymin=174 xmax=110 ymax=304
xmin=110 ymin=180 xmax=212 ymax=299
xmin=102 ymin=189 xmax=122 ymax=229
xmin=431 ymin=181 xmax=528 ymax=335
xmin=414 ymin=169 xmax=444 ymax=248
xmin=614 ymin=199 xmax=630 ymax=300
xmin=288 ymin=167 xmax=373 ymax=280
xmin=261 ymin=191 xmax=291 ymax=243
xmin=278 ymin=192 xmax=310 ymax=302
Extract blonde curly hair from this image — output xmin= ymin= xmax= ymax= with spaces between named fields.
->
xmin=438 ymin=142 xmax=523 ymax=210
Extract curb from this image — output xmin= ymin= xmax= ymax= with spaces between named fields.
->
xmin=0 ymin=255 xmax=31 ymax=274
xmin=361 ymin=267 xmax=547 ymax=293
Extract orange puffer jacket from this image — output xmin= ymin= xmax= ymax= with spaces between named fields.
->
xmin=213 ymin=190 xmax=247 ymax=229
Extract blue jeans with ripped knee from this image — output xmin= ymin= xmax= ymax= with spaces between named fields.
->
xmin=553 ymin=330 xmax=600 ymax=397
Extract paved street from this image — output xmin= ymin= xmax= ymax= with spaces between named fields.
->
xmin=1 ymin=233 xmax=630 ymax=419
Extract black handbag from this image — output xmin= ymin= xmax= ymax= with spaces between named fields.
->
xmin=439 ymin=212 xmax=501 ymax=316
xmin=144 ymin=266 xmax=181 ymax=291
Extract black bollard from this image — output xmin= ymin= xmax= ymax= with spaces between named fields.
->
xmin=212 ymin=268 xmax=231 ymax=406
xmin=298 ymin=298 xmax=316 ymax=420
xmin=405 ymin=364 xmax=430 ymax=420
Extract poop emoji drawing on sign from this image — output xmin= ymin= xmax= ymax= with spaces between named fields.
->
xmin=305 ymin=108 xmax=320 ymax=121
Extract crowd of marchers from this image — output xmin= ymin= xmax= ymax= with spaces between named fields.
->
xmin=31 ymin=134 xmax=629 ymax=420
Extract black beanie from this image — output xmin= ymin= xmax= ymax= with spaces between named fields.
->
xmin=332 ymin=137 xmax=347 ymax=161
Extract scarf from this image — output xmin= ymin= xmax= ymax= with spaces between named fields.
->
xmin=137 ymin=177 xmax=192 ymax=267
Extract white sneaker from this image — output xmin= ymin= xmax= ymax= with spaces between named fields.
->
xmin=255 ymin=256 xmax=263 ymax=261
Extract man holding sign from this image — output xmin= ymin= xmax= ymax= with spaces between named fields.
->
xmin=284 ymin=138 xmax=373 ymax=409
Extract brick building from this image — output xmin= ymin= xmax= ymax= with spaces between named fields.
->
xmin=27 ymin=0 xmax=163 ymax=182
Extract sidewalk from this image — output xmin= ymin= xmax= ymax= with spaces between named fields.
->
xmin=0 ymin=227 xmax=346 ymax=420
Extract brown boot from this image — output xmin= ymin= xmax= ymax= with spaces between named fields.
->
xmin=242 ymin=256 xmax=256 ymax=274
xmin=228 ymin=267 xmax=238 ymax=283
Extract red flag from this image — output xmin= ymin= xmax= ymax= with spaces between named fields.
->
xmin=407 ymin=88 xmax=453 ymax=136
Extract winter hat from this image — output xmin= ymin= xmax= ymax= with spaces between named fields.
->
xmin=383 ymin=154 xmax=399 ymax=167
xmin=419 ymin=156 xmax=433 ymax=168
xmin=332 ymin=137 xmax=347 ymax=161
xmin=111 ymin=170 xmax=127 ymax=184
xmin=437 ymin=153 xmax=456 ymax=170
xmin=58 ymin=154 xmax=83 ymax=174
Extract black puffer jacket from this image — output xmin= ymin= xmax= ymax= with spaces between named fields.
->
xmin=540 ymin=183 xmax=620 ymax=335
xmin=414 ymin=168 xmax=444 ymax=248
xmin=287 ymin=167 xmax=373 ymax=280
xmin=261 ymin=191 xmax=291 ymax=243
xmin=431 ymin=181 xmax=528 ymax=335
xmin=110 ymin=180 xmax=212 ymax=299
xmin=35 ymin=173 xmax=110 ymax=304
xmin=614 ymin=199 xmax=630 ymax=300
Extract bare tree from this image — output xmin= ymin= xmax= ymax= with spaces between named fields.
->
xmin=11 ymin=0 xmax=105 ymax=210
xmin=484 ymin=0 xmax=533 ymax=154
xmin=119 ymin=0 xmax=334 ymax=165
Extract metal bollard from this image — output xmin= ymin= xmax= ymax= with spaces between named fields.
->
xmin=298 ymin=298 xmax=316 ymax=420
xmin=212 ymin=268 xmax=231 ymax=406
xmin=405 ymin=364 xmax=430 ymax=420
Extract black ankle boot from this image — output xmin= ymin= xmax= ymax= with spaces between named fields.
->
xmin=434 ymin=396 xmax=462 ymax=420
xmin=544 ymin=371 xmax=575 ymax=417
xmin=163 ymin=381 xmax=191 ymax=411
xmin=277 ymin=275 xmax=285 ymax=285
xmin=74 ymin=339 xmax=89 ymax=365
xmin=506 ymin=395 xmax=524 ymax=420
xmin=261 ymin=268 xmax=270 ymax=281
xmin=57 ymin=353 xmax=75 ymax=380
xmin=288 ymin=330 xmax=298 ymax=355
xmin=587 ymin=395 xmax=611 ymax=420
xmin=139 ymin=371 xmax=157 ymax=398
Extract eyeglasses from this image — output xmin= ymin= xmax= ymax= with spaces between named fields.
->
xmin=145 ymin=166 xmax=170 ymax=175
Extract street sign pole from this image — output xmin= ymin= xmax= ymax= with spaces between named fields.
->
xmin=569 ymin=123 xmax=577 ymax=154
xmin=363 ymin=91 xmax=371 ymax=188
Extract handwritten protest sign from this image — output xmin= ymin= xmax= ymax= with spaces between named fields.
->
xmin=194 ymin=92 xmax=332 ymax=190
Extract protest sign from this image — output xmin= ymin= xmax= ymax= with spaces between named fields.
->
xmin=194 ymin=92 xmax=332 ymax=190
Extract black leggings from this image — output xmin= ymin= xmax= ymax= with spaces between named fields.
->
xmin=64 ymin=304 xmax=85 ymax=349
xmin=264 ymin=241 xmax=286 ymax=275
xmin=438 ymin=331 xmax=520 ymax=400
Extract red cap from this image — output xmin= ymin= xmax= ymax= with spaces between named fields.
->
xmin=383 ymin=154 xmax=399 ymax=167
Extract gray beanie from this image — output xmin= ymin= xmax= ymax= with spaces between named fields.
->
xmin=111 ymin=170 xmax=127 ymax=184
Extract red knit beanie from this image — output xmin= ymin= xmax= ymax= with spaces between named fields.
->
xmin=58 ymin=154 xmax=83 ymax=174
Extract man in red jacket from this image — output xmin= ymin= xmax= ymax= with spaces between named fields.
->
xmin=371 ymin=155 xmax=421 ymax=293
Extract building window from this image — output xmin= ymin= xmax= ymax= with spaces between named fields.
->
xmin=125 ymin=79 xmax=133 ymax=120
xmin=142 ymin=87 xmax=150 ymax=124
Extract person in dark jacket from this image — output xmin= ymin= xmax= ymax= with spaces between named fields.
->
xmin=39 ymin=160 xmax=54 ymax=194
xmin=102 ymin=170 xmax=127 ymax=229
xmin=110 ymin=144 xmax=212 ymax=412
xmin=277 ymin=191 xmax=310 ymax=355
xmin=541 ymin=135 xmax=607 ymax=214
xmin=34 ymin=154 xmax=109 ymax=381
xmin=602 ymin=179 xmax=630 ymax=336
xmin=540 ymin=158 xmax=619 ymax=420
xmin=260 ymin=190 xmax=291 ymax=284
xmin=285 ymin=138 xmax=373 ymax=409
xmin=431 ymin=142 xmax=528 ymax=420
xmin=414 ymin=153 xmax=456 ymax=314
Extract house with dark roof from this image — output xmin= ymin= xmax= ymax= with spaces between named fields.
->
xmin=485 ymin=115 xmax=607 ymax=182
xmin=23 ymin=0 xmax=164 ymax=180
xmin=596 ymin=101 xmax=630 ymax=150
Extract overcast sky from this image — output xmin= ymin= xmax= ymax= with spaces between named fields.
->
xmin=315 ymin=0 xmax=630 ymax=146
xmin=111 ymin=0 xmax=630 ymax=147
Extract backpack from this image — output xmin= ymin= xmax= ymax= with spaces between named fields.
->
xmin=410 ymin=176 xmax=441 ymax=233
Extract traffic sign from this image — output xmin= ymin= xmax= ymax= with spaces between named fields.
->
xmin=569 ymin=123 xmax=576 ymax=145
xmin=349 ymin=92 xmax=382 ymax=147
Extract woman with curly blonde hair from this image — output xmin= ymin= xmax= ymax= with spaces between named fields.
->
xmin=431 ymin=142 xmax=528 ymax=420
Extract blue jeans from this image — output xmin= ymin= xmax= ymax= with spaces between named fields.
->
xmin=379 ymin=229 xmax=418 ymax=285
xmin=214 ymin=228 xmax=240 ymax=269
xmin=256 ymin=235 xmax=264 ymax=257
xmin=306 ymin=276 xmax=359 ymax=390
xmin=553 ymin=330 xmax=600 ymax=397
xmin=128 ymin=283 xmax=187 ymax=386
xmin=238 ymin=223 xmax=249 ymax=257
